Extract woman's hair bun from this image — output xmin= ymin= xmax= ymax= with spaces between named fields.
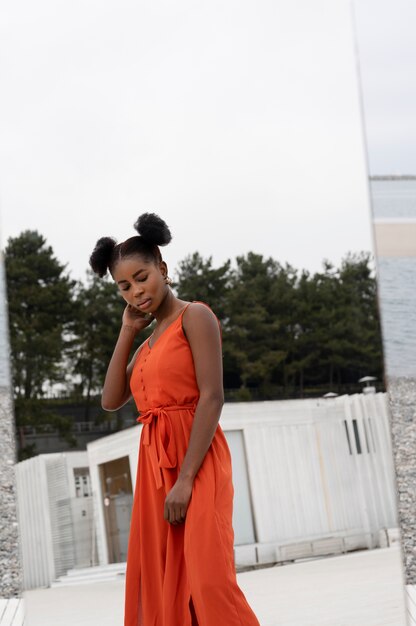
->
xmin=134 ymin=213 xmax=172 ymax=246
xmin=89 ymin=236 xmax=117 ymax=278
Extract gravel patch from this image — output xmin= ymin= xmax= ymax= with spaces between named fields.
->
xmin=0 ymin=386 xmax=22 ymax=597
xmin=386 ymin=376 xmax=416 ymax=585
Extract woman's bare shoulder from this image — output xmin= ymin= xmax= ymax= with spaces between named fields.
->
xmin=184 ymin=301 xmax=217 ymax=320
xmin=182 ymin=302 xmax=220 ymax=335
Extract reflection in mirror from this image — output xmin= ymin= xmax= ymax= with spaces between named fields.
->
xmin=0 ymin=1 xmax=408 ymax=624
xmin=355 ymin=1 xmax=416 ymax=622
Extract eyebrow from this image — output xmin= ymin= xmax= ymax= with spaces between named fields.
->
xmin=117 ymin=269 xmax=146 ymax=284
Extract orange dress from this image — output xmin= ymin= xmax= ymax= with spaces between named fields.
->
xmin=124 ymin=302 xmax=260 ymax=626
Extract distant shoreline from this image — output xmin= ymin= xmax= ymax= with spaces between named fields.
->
xmin=370 ymin=175 xmax=416 ymax=181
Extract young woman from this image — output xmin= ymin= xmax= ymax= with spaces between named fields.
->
xmin=89 ymin=213 xmax=260 ymax=626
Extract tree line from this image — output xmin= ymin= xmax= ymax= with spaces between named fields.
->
xmin=4 ymin=230 xmax=385 ymax=456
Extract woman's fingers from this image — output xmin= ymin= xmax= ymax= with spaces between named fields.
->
xmin=164 ymin=502 xmax=187 ymax=525
xmin=164 ymin=500 xmax=169 ymax=522
xmin=164 ymin=480 xmax=192 ymax=524
xmin=171 ymin=505 xmax=184 ymax=524
xmin=164 ymin=501 xmax=177 ymax=524
xmin=176 ymin=506 xmax=186 ymax=524
xmin=170 ymin=506 xmax=178 ymax=525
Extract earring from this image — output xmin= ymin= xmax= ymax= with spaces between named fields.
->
xmin=165 ymin=276 xmax=173 ymax=286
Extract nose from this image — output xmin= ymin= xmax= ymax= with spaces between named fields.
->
xmin=133 ymin=282 xmax=144 ymax=298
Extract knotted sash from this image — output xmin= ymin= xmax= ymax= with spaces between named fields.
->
xmin=136 ymin=404 xmax=196 ymax=489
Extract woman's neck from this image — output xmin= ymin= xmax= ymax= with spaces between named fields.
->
xmin=153 ymin=290 xmax=187 ymax=324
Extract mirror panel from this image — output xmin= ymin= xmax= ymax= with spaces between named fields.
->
xmin=0 ymin=1 xmax=408 ymax=624
xmin=355 ymin=1 xmax=416 ymax=624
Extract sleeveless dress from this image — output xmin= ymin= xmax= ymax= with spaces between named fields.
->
xmin=124 ymin=302 xmax=260 ymax=626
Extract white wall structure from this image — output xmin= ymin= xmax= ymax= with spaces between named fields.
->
xmin=87 ymin=427 xmax=139 ymax=568
xmin=15 ymin=451 xmax=91 ymax=590
xmin=16 ymin=394 xmax=398 ymax=589
xmin=227 ymin=393 xmax=398 ymax=565
xmin=88 ymin=393 xmax=398 ymax=571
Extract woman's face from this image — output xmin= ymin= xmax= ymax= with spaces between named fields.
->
xmin=112 ymin=254 xmax=168 ymax=313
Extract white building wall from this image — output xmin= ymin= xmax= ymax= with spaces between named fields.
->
xmin=15 ymin=455 xmax=56 ymax=589
xmin=88 ymin=394 xmax=398 ymax=569
xmin=221 ymin=397 xmax=396 ymax=542
xmin=15 ymin=451 xmax=88 ymax=590
xmin=87 ymin=427 xmax=140 ymax=567
xmin=63 ymin=451 xmax=91 ymax=498
xmin=16 ymin=394 xmax=399 ymax=587
xmin=45 ymin=456 xmax=74 ymax=579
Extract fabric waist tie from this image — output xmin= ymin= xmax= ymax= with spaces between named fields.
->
xmin=136 ymin=404 xmax=196 ymax=489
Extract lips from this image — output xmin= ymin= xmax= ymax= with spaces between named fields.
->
xmin=137 ymin=298 xmax=151 ymax=309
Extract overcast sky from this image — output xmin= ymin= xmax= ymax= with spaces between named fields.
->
xmin=0 ymin=0 xmax=377 ymax=281
xmin=354 ymin=0 xmax=416 ymax=176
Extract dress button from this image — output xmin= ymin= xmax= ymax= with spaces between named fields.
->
xmin=142 ymin=386 xmax=145 ymax=390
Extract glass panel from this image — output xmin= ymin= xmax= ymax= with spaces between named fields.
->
xmin=0 ymin=1 xmax=407 ymax=623
xmin=224 ymin=430 xmax=256 ymax=545
xmin=354 ymin=2 xmax=416 ymax=623
xmin=99 ymin=457 xmax=133 ymax=564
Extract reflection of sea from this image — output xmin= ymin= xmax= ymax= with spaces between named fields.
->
xmin=0 ymin=256 xmax=11 ymax=388
xmin=371 ymin=179 xmax=416 ymax=219
xmin=376 ymin=258 xmax=416 ymax=377
xmin=371 ymin=179 xmax=416 ymax=377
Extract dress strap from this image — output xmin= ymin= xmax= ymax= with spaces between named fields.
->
xmin=179 ymin=301 xmax=193 ymax=320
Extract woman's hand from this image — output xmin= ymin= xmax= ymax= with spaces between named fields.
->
xmin=101 ymin=303 xmax=153 ymax=411
xmin=164 ymin=476 xmax=194 ymax=525
xmin=122 ymin=303 xmax=154 ymax=333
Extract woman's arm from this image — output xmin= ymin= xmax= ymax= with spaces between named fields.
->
xmin=164 ymin=302 xmax=224 ymax=524
xmin=101 ymin=304 xmax=152 ymax=411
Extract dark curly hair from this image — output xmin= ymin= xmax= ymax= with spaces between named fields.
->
xmin=89 ymin=213 xmax=172 ymax=278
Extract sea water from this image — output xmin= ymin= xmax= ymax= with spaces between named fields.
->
xmin=371 ymin=179 xmax=416 ymax=378
xmin=371 ymin=179 xmax=416 ymax=219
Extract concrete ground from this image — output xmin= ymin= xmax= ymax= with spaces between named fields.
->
xmin=24 ymin=545 xmax=408 ymax=626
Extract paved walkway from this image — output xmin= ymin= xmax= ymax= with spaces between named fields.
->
xmin=24 ymin=546 xmax=408 ymax=626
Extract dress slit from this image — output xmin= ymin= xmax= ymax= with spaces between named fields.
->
xmin=189 ymin=595 xmax=199 ymax=626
